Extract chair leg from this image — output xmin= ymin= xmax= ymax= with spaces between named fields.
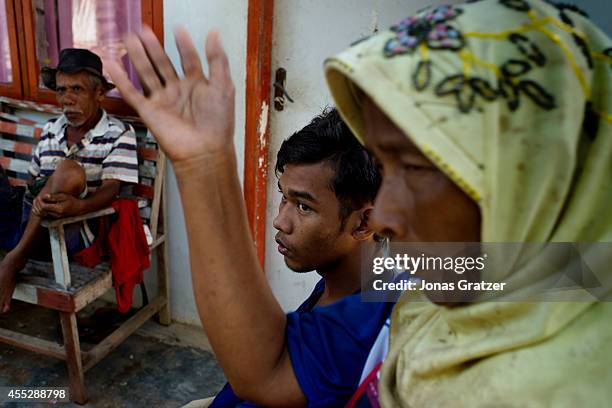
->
xmin=59 ymin=312 xmax=88 ymax=404
xmin=156 ymin=243 xmax=171 ymax=326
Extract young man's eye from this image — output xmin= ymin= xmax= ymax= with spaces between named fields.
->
xmin=402 ymin=164 xmax=428 ymax=172
xmin=297 ymin=203 xmax=311 ymax=212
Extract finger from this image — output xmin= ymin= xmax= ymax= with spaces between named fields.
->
xmin=106 ymin=60 xmax=148 ymax=112
xmin=46 ymin=193 xmax=69 ymax=202
xmin=175 ymin=26 xmax=205 ymax=80
xmin=33 ymin=199 xmax=43 ymax=215
xmin=140 ymin=26 xmax=179 ymax=83
xmin=125 ymin=34 xmax=164 ymax=92
xmin=205 ymin=30 xmax=232 ymax=85
xmin=39 ymin=202 xmax=57 ymax=213
xmin=40 ymin=194 xmax=56 ymax=204
xmin=43 ymin=208 xmax=61 ymax=219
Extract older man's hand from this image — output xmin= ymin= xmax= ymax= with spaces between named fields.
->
xmin=107 ymin=26 xmax=236 ymax=168
xmin=32 ymin=193 xmax=83 ymax=219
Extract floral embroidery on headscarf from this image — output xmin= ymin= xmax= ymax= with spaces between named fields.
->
xmin=381 ymin=1 xmax=566 ymax=113
xmin=551 ymin=3 xmax=594 ymax=68
xmin=509 ymin=34 xmax=546 ymax=66
xmin=383 ymin=6 xmax=465 ymax=57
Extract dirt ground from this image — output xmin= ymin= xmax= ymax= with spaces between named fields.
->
xmin=0 ymin=300 xmax=226 ymax=407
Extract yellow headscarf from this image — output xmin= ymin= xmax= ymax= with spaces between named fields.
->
xmin=325 ymin=0 xmax=612 ymax=406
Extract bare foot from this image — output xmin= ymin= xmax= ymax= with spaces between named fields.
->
xmin=0 ymin=252 xmax=26 ymax=313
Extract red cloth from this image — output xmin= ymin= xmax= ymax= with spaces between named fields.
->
xmin=75 ymin=199 xmax=150 ymax=313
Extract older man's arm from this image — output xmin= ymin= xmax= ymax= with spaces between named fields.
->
xmin=35 ymin=179 xmax=120 ymax=219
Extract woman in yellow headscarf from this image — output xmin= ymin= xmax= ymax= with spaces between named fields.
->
xmin=325 ymin=0 xmax=612 ymax=406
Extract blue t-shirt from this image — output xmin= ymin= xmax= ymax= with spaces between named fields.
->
xmin=210 ymin=279 xmax=393 ymax=408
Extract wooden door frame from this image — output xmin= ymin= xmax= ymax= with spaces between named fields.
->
xmin=244 ymin=0 xmax=274 ymax=268
xmin=0 ymin=0 xmax=24 ymax=98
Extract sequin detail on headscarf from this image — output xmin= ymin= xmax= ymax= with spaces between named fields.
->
xmin=499 ymin=0 xmax=531 ymax=12
xmin=381 ymin=1 xmax=571 ymax=113
xmin=383 ymin=6 xmax=465 ymax=57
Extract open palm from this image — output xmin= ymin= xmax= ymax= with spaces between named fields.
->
xmin=107 ymin=27 xmax=235 ymax=163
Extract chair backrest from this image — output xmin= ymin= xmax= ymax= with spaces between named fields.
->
xmin=0 ymin=96 xmax=165 ymax=239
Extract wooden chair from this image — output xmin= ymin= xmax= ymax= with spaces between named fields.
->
xmin=0 ymin=96 xmax=171 ymax=404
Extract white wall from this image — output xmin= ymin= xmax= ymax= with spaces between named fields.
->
xmin=266 ymin=0 xmax=463 ymax=311
xmin=163 ymin=0 xmax=604 ymax=320
xmin=160 ymin=0 xmax=248 ymax=325
xmin=572 ymin=0 xmax=612 ymax=35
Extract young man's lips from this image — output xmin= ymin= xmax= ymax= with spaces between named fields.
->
xmin=275 ymin=238 xmax=289 ymax=255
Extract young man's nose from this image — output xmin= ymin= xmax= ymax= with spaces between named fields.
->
xmin=370 ymin=180 xmax=408 ymax=240
xmin=273 ymin=203 xmax=293 ymax=234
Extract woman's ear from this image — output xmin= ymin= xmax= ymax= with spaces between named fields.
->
xmin=352 ymin=206 xmax=375 ymax=241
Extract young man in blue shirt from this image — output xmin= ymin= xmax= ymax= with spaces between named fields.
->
xmin=209 ymin=108 xmax=391 ymax=407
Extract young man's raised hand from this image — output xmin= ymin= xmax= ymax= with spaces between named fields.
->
xmin=107 ymin=26 xmax=235 ymax=166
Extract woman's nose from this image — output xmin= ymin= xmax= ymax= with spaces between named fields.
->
xmin=370 ymin=179 xmax=409 ymax=240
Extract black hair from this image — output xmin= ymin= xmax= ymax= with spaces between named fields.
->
xmin=275 ymin=107 xmax=381 ymax=226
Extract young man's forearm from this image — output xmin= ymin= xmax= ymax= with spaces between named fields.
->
xmin=174 ymin=152 xmax=289 ymax=393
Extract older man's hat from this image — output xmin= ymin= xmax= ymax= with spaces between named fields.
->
xmin=41 ymin=48 xmax=115 ymax=91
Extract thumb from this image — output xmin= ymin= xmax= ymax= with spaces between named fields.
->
xmin=46 ymin=193 xmax=68 ymax=202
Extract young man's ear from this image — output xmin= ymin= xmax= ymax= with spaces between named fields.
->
xmin=351 ymin=206 xmax=375 ymax=241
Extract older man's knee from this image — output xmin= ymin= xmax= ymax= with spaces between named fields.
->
xmin=48 ymin=160 xmax=86 ymax=196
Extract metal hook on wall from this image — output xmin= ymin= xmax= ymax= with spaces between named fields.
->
xmin=273 ymin=68 xmax=294 ymax=111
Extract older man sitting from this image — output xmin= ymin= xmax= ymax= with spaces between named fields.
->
xmin=0 ymin=48 xmax=139 ymax=313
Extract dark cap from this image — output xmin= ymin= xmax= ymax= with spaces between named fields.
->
xmin=41 ymin=48 xmax=115 ymax=91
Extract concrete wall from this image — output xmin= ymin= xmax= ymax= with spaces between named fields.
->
xmin=160 ymin=0 xmax=248 ymax=325
xmin=160 ymin=0 xmax=466 ymax=320
xmin=573 ymin=0 xmax=612 ymax=35
xmin=163 ymin=0 xmax=612 ymax=319
xmin=266 ymin=0 xmax=464 ymax=311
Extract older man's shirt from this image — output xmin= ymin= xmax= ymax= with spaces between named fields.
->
xmin=29 ymin=110 xmax=139 ymax=189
